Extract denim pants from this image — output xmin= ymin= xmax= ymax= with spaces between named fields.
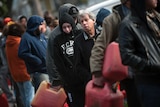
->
xmin=16 ymin=81 xmax=34 ymax=107
xmin=0 ymin=65 xmax=14 ymax=101
xmin=136 ymin=84 xmax=160 ymax=107
xmin=31 ymin=72 xmax=49 ymax=92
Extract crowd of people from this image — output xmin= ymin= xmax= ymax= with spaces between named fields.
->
xmin=0 ymin=0 xmax=160 ymax=107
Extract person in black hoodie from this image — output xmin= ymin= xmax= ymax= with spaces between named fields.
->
xmin=53 ymin=13 xmax=83 ymax=107
xmin=119 ymin=0 xmax=160 ymax=107
xmin=46 ymin=3 xmax=81 ymax=87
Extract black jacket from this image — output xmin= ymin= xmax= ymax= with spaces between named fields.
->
xmin=74 ymin=29 xmax=100 ymax=85
xmin=119 ymin=12 xmax=160 ymax=85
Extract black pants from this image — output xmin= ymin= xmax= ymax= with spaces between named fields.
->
xmin=120 ymin=78 xmax=142 ymax=107
xmin=65 ymin=85 xmax=85 ymax=107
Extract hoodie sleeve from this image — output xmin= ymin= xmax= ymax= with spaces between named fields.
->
xmin=46 ymin=27 xmax=63 ymax=86
xmin=18 ymin=36 xmax=42 ymax=66
xmin=52 ymin=36 xmax=67 ymax=85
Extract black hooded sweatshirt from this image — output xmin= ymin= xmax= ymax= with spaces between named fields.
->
xmin=46 ymin=4 xmax=82 ymax=86
xmin=53 ymin=13 xmax=83 ymax=87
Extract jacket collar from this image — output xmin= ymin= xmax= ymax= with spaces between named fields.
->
xmin=83 ymin=28 xmax=100 ymax=40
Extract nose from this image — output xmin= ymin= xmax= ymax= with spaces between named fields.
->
xmin=65 ymin=27 xmax=70 ymax=33
xmin=81 ymin=20 xmax=87 ymax=26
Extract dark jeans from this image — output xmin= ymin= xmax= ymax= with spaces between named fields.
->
xmin=136 ymin=84 xmax=160 ymax=107
xmin=0 ymin=65 xmax=13 ymax=101
xmin=30 ymin=72 xmax=49 ymax=92
xmin=120 ymin=78 xmax=142 ymax=107
xmin=14 ymin=82 xmax=24 ymax=107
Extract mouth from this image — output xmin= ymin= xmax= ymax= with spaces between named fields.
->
xmin=83 ymin=26 xmax=89 ymax=29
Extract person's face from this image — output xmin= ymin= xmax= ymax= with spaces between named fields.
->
xmin=20 ymin=18 xmax=27 ymax=26
xmin=62 ymin=23 xmax=72 ymax=34
xmin=79 ymin=14 xmax=95 ymax=32
xmin=125 ymin=0 xmax=131 ymax=8
xmin=146 ymin=0 xmax=157 ymax=10
xmin=34 ymin=21 xmax=46 ymax=36
xmin=39 ymin=21 xmax=47 ymax=33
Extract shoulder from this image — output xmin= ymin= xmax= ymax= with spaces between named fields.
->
xmin=120 ymin=15 xmax=131 ymax=30
xmin=103 ymin=11 xmax=121 ymax=26
xmin=120 ymin=13 xmax=138 ymax=28
xmin=21 ymin=32 xmax=31 ymax=40
xmin=74 ymin=29 xmax=84 ymax=36
xmin=74 ymin=31 xmax=84 ymax=41
xmin=48 ymin=26 xmax=61 ymax=40
xmin=54 ymin=33 xmax=63 ymax=42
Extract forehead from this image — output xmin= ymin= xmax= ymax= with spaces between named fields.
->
xmin=20 ymin=18 xmax=27 ymax=21
xmin=62 ymin=23 xmax=71 ymax=26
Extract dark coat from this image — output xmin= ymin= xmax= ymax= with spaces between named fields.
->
xmin=74 ymin=29 xmax=100 ymax=85
xmin=18 ymin=15 xmax=47 ymax=74
xmin=46 ymin=4 xmax=81 ymax=86
xmin=119 ymin=12 xmax=160 ymax=84
xmin=53 ymin=13 xmax=83 ymax=87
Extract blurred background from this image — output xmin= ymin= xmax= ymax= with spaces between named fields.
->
xmin=0 ymin=0 xmax=105 ymax=20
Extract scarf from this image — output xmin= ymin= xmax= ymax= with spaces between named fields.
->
xmin=146 ymin=10 xmax=160 ymax=38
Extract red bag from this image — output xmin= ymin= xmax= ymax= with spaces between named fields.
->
xmin=31 ymin=81 xmax=67 ymax=107
xmin=85 ymin=80 xmax=124 ymax=107
xmin=102 ymin=42 xmax=128 ymax=83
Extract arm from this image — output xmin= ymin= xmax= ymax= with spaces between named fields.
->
xmin=90 ymin=14 xmax=120 ymax=86
xmin=52 ymin=39 xmax=66 ymax=85
xmin=46 ymin=32 xmax=62 ymax=86
xmin=90 ymin=14 xmax=120 ymax=75
xmin=18 ymin=38 xmax=42 ymax=66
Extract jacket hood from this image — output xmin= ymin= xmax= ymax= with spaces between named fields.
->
xmin=112 ymin=4 xmax=121 ymax=13
xmin=26 ymin=15 xmax=44 ymax=32
xmin=59 ymin=13 xmax=76 ymax=32
xmin=58 ymin=3 xmax=79 ymax=19
xmin=6 ymin=36 xmax=21 ymax=47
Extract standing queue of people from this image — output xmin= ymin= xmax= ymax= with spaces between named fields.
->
xmin=0 ymin=13 xmax=58 ymax=107
xmin=0 ymin=0 xmax=160 ymax=107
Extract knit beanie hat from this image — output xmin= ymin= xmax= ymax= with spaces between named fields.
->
xmin=96 ymin=8 xmax=111 ymax=27
xmin=121 ymin=0 xmax=128 ymax=4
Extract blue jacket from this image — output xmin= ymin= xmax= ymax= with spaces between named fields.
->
xmin=18 ymin=15 xmax=47 ymax=74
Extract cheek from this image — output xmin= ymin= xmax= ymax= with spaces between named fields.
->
xmin=63 ymin=28 xmax=71 ymax=33
xmin=40 ymin=25 xmax=46 ymax=33
xmin=147 ymin=0 xmax=157 ymax=8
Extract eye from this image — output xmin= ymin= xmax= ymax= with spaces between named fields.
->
xmin=62 ymin=25 xmax=72 ymax=29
